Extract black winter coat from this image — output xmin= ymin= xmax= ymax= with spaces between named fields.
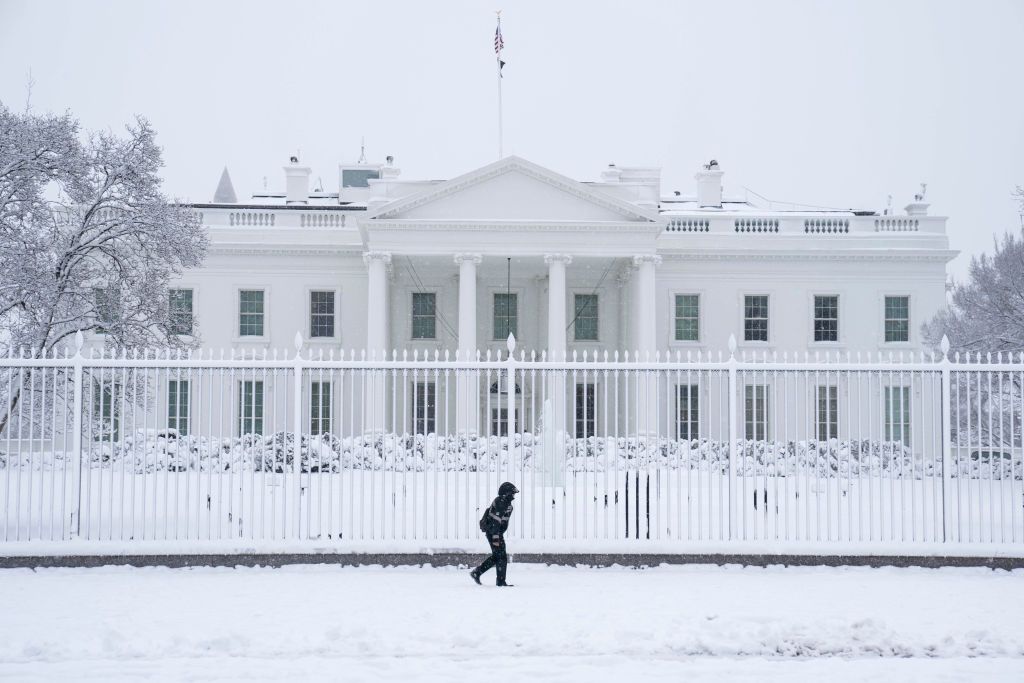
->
xmin=480 ymin=494 xmax=515 ymax=535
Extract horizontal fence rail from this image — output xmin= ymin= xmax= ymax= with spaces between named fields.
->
xmin=1 ymin=333 xmax=1023 ymax=551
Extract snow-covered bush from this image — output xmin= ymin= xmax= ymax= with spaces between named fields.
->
xmin=4 ymin=430 xmax=1017 ymax=479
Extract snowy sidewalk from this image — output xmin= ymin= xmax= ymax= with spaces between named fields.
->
xmin=0 ymin=563 xmax=1022 ymax=681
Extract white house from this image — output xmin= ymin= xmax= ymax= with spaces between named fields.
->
xmin=120 ymin=153 xmax=952 ymax=442
xmin=175 ymin=154 xmax=954 ymax=361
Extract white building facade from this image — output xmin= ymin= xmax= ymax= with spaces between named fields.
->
xmin=176 ymin=155 xmax=953 ymax=363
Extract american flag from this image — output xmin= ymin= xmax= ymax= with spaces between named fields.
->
xmin=494 ymin=19 xmax=504 ymax=54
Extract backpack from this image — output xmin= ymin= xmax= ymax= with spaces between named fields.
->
xmin=479 ymin=507 xmax=489 ymax=532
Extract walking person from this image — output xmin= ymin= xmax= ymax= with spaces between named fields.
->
xmin=470 ymin=481 xmax=518 ymax=587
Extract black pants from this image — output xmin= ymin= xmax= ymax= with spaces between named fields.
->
xmin=474 ymin=532 xmax=507 ymax=584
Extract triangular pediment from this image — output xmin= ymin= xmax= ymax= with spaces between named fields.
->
xmin=369 ymin=156 xmax=657 ymax=224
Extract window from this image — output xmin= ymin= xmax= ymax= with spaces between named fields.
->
xmin=816 ymin=385 xmax=838 ymax=441
xmin=413 ymin=382 xmax=436 ymax=435
xmin=310 ymin=381 xmax=332 ymax=435
xmin=341 ymin=169 xmax=380 ymax=188
xmin=92 ymin=381 xmax=122 ymax=441
xmin=167 ymin=379 xmax=190 ymax=436
xmin=884 ymin=385 xmax=911 ymax=446
xmin=411 ymin=292 xmax=437 ymax=340
xmin=574 ymin=294 xmax=599 ymax=341
xmin=169 ymin=289 xmax=194 ymax=336
xmin=743 ymin=295 xmax=769 ymax=342
xmin=491 ymin=408 xmax=518 ymax=436
xmin=884 ymin=296 xmax=910 ymax=343
xmin=238 ymin=380 xmax=264 ymax=435
xmin=310 ymin=290 xmax=335 ymax=338
xmin=574 ymin=383 xmax=597 ymax=438
xmin=239 ymin=290 xmax=265 ymax=337
xmin=674 ymin=294 xmax=699 ymax=342
xmin=813 ymin=295 xmax=838 ymax=343
xmin=744 ymin=384 xmax=769 ymax=440
xmin=676 ymin=384 xmax=699 ymax=440
xmin=94 ymin=286 xmax=121 ymax=334
xmin=493 ymin=292 xmax=518 ymax=340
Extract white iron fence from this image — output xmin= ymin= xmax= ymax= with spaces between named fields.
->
xmin=1 ymin=332 xmax=1023 ymax=550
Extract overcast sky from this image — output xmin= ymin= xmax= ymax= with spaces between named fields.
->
xmin=1 ymin=0 xmax=1022 ymax=279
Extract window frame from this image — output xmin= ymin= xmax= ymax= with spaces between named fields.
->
xmin=883 ymin=294 xmax=911 ymax=344
xmin=883 ymin=384 xmax=912 ymax=446
xmin=492 ymin=291 xmax=519 ymax=341
xmin=812 ymin=294 xmax=840 ymax=344
xmin=308 ymin=288 xmax=338 ymax=339
xmin=574 ymin=381 xmax=598 ymax=438
xmin=411 ymin=292 xmax=438 ymax=341
xmin=310 ymin=380 xmax=332 ymax=436
xmin=237 ymin=288 xmax=267 ymax=339
xmin=238 ymin=379 xmax=265 ymax=436
xmin=91 ymin=380 xmax=122 ymax=442
xmin=93 ymin=285 xmax=122 ymax=335
xmin=412 ymin=381 xmax=437 ymax=435
xmin=673 ymin=293 xmax=701 ymax=344
xmin=743 ymin=383 xmax=770 ymax=441
xmin=168 ymin=288 xmax=195 ymax=337
xmin=676 ymin=383 xmax=700 ymax=440
xmin=167 ymin=377 xmax=190 ymax=436
xmin=573 ymin=293 xmax=600 ymax=342
xmin=815 ymin=383 xmax=838 ymax=441
xmin=742 ymin=294 xmax=770 ymax=344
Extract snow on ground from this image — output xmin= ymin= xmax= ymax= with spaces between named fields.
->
xmin=0 ymin=563 xmax=1022 ymax=681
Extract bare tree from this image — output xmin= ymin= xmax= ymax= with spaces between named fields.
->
xmin=922 ymin=190 xmax=1024 ymax=451
xmin=0 ymin=102 xmax=208 ymax=436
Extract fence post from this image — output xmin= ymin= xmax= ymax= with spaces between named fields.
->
xmin=726 ymin=334 xmax=738 ymax=541
xmin=70 ymin=331 xmax=84 ymax=539
xmin=292 ymin=332 xmax=304 ymax=540
xmin=939 ymin=335 xmax=952 ymax=543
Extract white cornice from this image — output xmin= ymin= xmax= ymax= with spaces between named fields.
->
xmin=367 ymin=155 xmax=659 ymax=223
xmin=208 ymin=245 xmax=362 ymax=256
xmin=366 ymin=220 xmax=662 ymax=234
xmin=660 ymin=249 xmax=958 ymax=263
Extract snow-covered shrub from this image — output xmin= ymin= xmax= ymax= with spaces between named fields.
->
xmin=4 ymin=431 xmax=1013 ymax=480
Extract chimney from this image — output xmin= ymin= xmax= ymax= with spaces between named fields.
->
xmin=904 ymin=182 xmax=930 ymax=216
xmin=695 ymin=160 xmax=723 ymax=208
xmin=284 ymin=156 xmax=311 ymax=205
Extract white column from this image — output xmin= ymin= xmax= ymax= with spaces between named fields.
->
xmin=542 ymin=254 xmax=571 ymax=487
xmin=632 ymin=254 xmax=661 ymax=437
xmin=544 ymin=254 xmax=572 ymax=361
xmin=454 ymin=253 xmax=482 ymax=359
xmin=455 ymin=253 xmax=482 ymax=435
xmin=632 ymin=255 xmax=661 ymax=356
xmin=364 ymin=251 xmax=392 ymax=358
xmin=363 ymin=251 xmax=391 ymax=435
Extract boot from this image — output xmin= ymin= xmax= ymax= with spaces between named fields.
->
xmin=470 ymin=570 xmax=482 ymax=585
xmin=496 ymin=581 xmax=514 ymax=587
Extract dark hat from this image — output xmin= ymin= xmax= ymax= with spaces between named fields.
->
xmin=498 ymin=482 xmax=519 ymax=496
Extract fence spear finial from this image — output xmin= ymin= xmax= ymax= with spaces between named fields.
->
xmin=74 ymin=330 xmax=84 ymax=357
xmin=727 ymin=333 xmax=737 ymax=358
xmin=940 ymin=334 xmax=950 ymax=359
xmin=506 ymin=333 xmax=516 ymax=355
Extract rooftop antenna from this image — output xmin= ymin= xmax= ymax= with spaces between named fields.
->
xmin=262 ymin=176 xmax=268 ymax=190
xmin=915 ymin=183 xmax=927 ymax=202
xmin=315 ymin=176 xmax=324 ymax=193
xmin=358 ymin=137 xmax=367 ymax=164
xmin=885 ymin=194 xmax=893 ymax=215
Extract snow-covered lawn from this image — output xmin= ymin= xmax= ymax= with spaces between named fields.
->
xmin=0 ymin=563 xmax=1022 ymax=681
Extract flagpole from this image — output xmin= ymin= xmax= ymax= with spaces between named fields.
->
xmin=496 ymin=10 xmax=503 ymax=159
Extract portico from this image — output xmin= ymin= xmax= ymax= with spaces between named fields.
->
xmin=357 ymin=155 xmax=662 ymax=435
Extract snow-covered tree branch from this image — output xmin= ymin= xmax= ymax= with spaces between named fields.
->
xmin=0 ymin=102 xmax=208 ymax=435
